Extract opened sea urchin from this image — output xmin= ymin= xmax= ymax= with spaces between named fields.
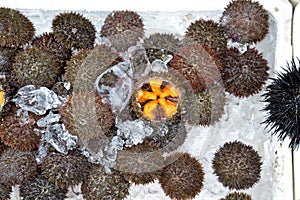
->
xmin=212 ymin=141 xmax=262 ymax=190
xmin=262 ymin=59 xmax=300 ymax=149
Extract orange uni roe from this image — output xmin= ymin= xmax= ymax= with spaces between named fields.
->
xmin=0 ymin=91 xmax=5 ymax=107
xmin=137 ymin=78 xmax=180 ymax=121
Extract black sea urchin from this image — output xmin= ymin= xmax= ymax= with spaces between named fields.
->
xmin=220 ymin=192 xmax=252 ymax=200
xmin=0 ymin=183 xmax=11 ymax=200
xmin=159 ymin=152 xmax=204 ymax=200
xmin=82 ymin=166 xmax=130 ymax=200
xmin=220 ymin=0 xmax=269 ymax=44
xmin=12 ymin=47 xmax=61 ymax=88
xmin=20 ymin=174 xmax=67 ymax=200
xmin=262 ymin=59 xmax=300 ymax=149
xmin=0 ymin=106 xmax=41 ymax=151
xmin=52 ymin=12 xmax=96 ymax=50
xmin=32 ymin=32 xmax=72 ymax=70
xmin=116 ymin=141 xmax=164 ymax=185
xmin=101 ymin=10 xmax=144 ymax=52
xmin=143 ymin=33 xmax=181 ymax=62
xmin=221 ymin=47 xmax=269 ymax=97
xmin=0 ymin=149 xmax=38 ymax=187
xmin=212 ymin=141 xmax=262 ymax=190
xmin=0 ymin=7 xmax=35 ymax=47
xmin=185 ymin=19 xmax=227 ymax=53
xmin=41 ymin=150 xmax=91 ymax=189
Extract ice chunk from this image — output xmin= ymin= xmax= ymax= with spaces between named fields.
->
xmin=37 ymin=111 xmax=60 ymax=127
xmin=128 ymin=45 xmax=151 ymax=79
xmin=16 ymin=109 xmax=31 ymax=125
xmin=116 ymin=119 xmax=153 ymax=146
xmin=111 ymin=135 xmax=125 ymax=150
xmin=13 ymin=85 xmax=62 ymax=115
xmin=95 ymin=62 xmax=133 ymax=115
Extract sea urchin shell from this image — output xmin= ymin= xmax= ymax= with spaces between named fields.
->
xmin=212 ymin=141 xmax=262 ymax=190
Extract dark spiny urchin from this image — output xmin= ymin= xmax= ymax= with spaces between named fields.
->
xmin=158 ymin=152 xmax=204 ymax=200
xmin=12 ymin=47 xmax=61 ymax=88
xmin=41 ymin=150 xmax=91 ymax=189
xmin=31 ymin=32 xmax=72 ymax=70
xmin=0 ymin=148 xmax=38 ymax=187
xmin=148 ymin=115 xmax=187 ymax=153
xmin=68 ymin=45 xmax=119 ymax=93
xmin=0 ymin=47 xmax=20 ymax=73
xmin=0 ymin=7 xmax=35 ymax=47
xmin=0 ymin=106 xmax=41 ymax=151
xmin=82 ymin=166 xmax=130 ymax=200
xmin=196 ymin=81 xmax=226 ymax=126
xmin=221 ymin=47 xmax=269 ymax=97
xmin=0 ymin=140 xmax=7 ymax=156
xmin=170 ymin=43 xmax=222 ymax=93
xmin=220 ymin=0 xmax=269 ymax=44
xmin=101 ymin=10 xmax=144 ymax=52
xmin=59 ymin=92 xmax=114 ymax=152
xmin=185 ymin=19 xmax=227 ymax=53
xmin=116 ymin=140 xmax=164 ymax=185
xmin=212 ymin=141 xmax=262 ymax=190
xmin=220 ymin=192 xmax=252 ymax=200
xmin=0 ymin=183 xmax=11 ymax=200
xmin=262 ymin=59 xmax=300 ymax=149
xmin=143 ymin=33 xmax=181 ymax=62
xmin=65 ymin=49 xmax=89 ymax=83
xmin=20 ymin=174 xmax=67 ymax=200
xmin=52 ymin=12 xmax=96 ymax=50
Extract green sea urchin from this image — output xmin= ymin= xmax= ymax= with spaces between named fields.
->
xmin=212 ymin=141 xmax=262 ymax=190
xmin=101 ymin=10 xmax=144 ymax=52
xmin=116 ymin=141 xmax=164 ymax=185
xmin=220 ymin=0 xmax=269 ymax=43
xmin=0 ymin=47 xmax=20 ymax=73
xmin=52 ymin=12 xmax=96 ymax=50
xmin=143 ymin=33 xmax=181 ymax=62
xmin=0 ymin=183 xmax=11 ymax=200
xmin=220 ymin=192 xmax=252 ymax=200
xmin=185 ymin=19 xmax=227 ymax=52
xmin=82 ymin=166 xmax=130 ymax=200
xmin=0 ymin=7 xmax=35 ymax=47
xmin=41 ymin=150 xmax=91 ymax=189
xmin=262 ymin=59 xmax=300 ymax=149
xmin=0 ymin=148 xmax=38 ymax=187
xmin=12 ymin=47 xmax=61 ymax=88
xmin=159 ymin=152 xmax=204 ymax=200
xmin=20 ymin=174 xmax=68 ymax=200
xmin=0 ymin=106 xmax=41 ymax=151
xmin=221 ymin=47 xmax=269 ymax=97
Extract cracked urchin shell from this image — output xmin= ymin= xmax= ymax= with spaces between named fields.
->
xmin=0 ymin=7 xmax=35 ymax=47
xmin=0 ymin=183 xmax=11 ymax=200
xmin=158 ymin=152 xmax=204 ymax=200
xmin=170 ymin=43 xmax=222 ymax=93
xmin=0 ymin=47 xmax=20 ymax=73
xmin=32 ymin=32 xmax=72 ymax=70
xmin=52 ymin=12 xmax=96 ymax=50
xmin=185 ymin=19 xmax=227 ymax=52
xmin=196 ymin=81 xmax=226 ymax=126
xmin=66 ymin=45 xmax=119 ymax=93
xmin=0 ymin=149 xmax=38 ymax=187
xmin=100 ymin=10 xmax=144 ymax=52
xmin=0 ymin=106 xmax=41 ymax=150
xmin=220 ymin=0 xmax=269 ymax=44
xmin=220 ymin=192 xmax=252 ymax=200
xmin=41 ymin=150 xmax=91 ymax=189
xmin=143 ymin=33 xmax=181 ymax=62
xmin=12 ymin=47 xmax=61 ymax=89
xmin=20 ymin=174 xmax=67 ymax=200
xmin=212 ymin=141 xmax=262 ymax=190
xmin=262 ymin=59 xmax=300 ymax=149
xmin=221 ymin=47 xmax=269 ymax=97
xmin=116 ymin=140 xmax=164 ymax=185
xmin=132 ymin=72 xmax=185 ymax=122
xmin=82 ymin=166 xmax=130 ymax=200
xmin=59 ymin=92 xmax=115 ymax=152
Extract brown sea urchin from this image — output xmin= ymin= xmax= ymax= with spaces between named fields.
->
xmin=159 ymin=152 xmax=204 ymax=200
xmin=0 ymin=7 xmax=35 ymax=47
xmin=221 ymin=47 xmax=269 ymax=97
xmin=220 ymin=0 xmax=269 ymax=44
xmin=212 ymin=141 xmax=262 ymax=190
xmin=101 ymin=10 xmax=144 ymax=52
xmin=220 ymin=192 xmax=252 ymax=200
xmin=52 ymin=12 xmax=96 ymax=50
